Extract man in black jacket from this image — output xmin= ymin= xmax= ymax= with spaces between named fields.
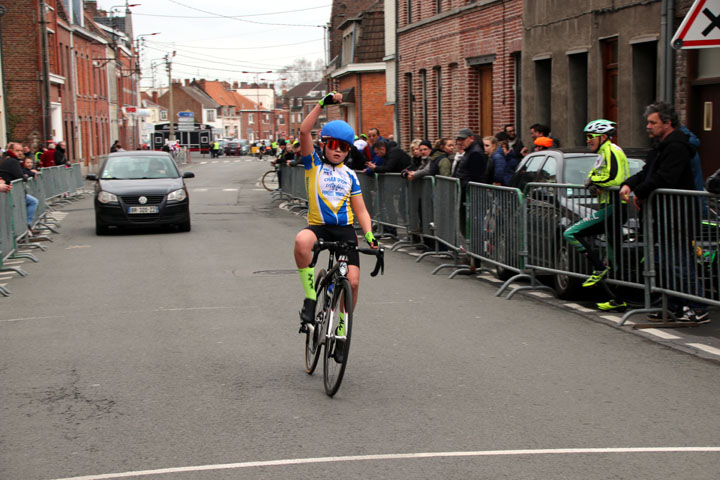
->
xmin=452 ymin=128 xmax=488 ymax=186
xmin=620 ymin=101 xmax=708 ymax=323
xmin=367 ymin=140 xmax=410 ymax=174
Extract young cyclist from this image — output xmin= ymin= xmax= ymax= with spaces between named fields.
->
xmin=295 ymin=91 xmax=378 ymax=333
xmin=563 ymin=119 xmax=630 ymax=311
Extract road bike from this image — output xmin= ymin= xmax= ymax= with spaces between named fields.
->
xmin=261 ymin=165 xmax=279 ymax=191
xmin=304 ymin=239 xmax=384 ymax=396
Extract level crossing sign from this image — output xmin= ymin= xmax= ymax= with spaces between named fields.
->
xmin=672 ymin=0 xmax=720 ymax=49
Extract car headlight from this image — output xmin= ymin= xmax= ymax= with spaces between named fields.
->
xmin=167 ymin=188 xmax=187 ymax=202
xmin=97 ymin=191 xmax=118 ymax=204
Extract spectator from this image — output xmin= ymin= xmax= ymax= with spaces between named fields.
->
xmin=406 ymin=140 xmax=432 ymax=178
xmin=497 ymin=139 xmax=519 ymax=186
xmin=55 ymin=141 xmax=68 ymax=166
xmin=366 ymin=127 xmax=385 ymax=167
xmin=367 ymin=140 xmax=411 ymax=174
xmin=0 ymin=142 xmax=39 ymax=231
xmin=406 ymin=139 xmax=423 ymax=171
xmin=110 ymin=140 xmax=120 ymax=153
xmin=41 ymin=143 xmax=56 ymax=168
xmin=0 ymin=178 xmax=10 ymax=193
xmin=504 ymin=124 xmax=524 ymax=159
xmin=21 ymin=157 xmax=38 ymax=178
xmin=34 ymin=146 xmax=46 ymax=168
xmin=408 ymin=138 xmax=452 ymax=180
xmin=483 ymin=136 xmax=508 ymax=186
xmin=533 ymin=136 xmax=554 ymax=151
xmin=620 ymin=101 xmax=709 ymax=323
xmin=453 ymin=128 xmax=489 ymax=187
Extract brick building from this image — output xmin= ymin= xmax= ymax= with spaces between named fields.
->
xmin=0 ymin=0 xmax=139 ymax=166
xmin=325 ymin=1 xmax=393 ymax=139
xmin=396 ymin=0 xmax=523 ymax=147
xmin=283 ymin=81 xmax=328 ymax=138
xmin=522 ymin=0 xmax=719 ymax=176
xmin=192 ymin=79 xmax=258 ymax=140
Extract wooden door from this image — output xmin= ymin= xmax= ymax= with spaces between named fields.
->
xmin=478 ymin=65 xmax=493 ymax=137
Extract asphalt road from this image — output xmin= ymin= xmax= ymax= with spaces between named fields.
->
xmin=1 ymin=155 xmax=719 ymax=479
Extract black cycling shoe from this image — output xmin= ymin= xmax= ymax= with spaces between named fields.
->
xmin=333 ymin=338 xmax=346 ymax=363
xmin=299 ymin=298 xmax=316 ymax=331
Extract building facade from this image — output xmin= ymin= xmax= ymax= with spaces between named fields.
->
xmin=396 ymin=0 xmax=523 ymax=147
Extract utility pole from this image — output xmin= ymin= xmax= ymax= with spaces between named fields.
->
xmin=39 ymin=0 xmax=53 ymax=143
xmin=165 ymin=51 xmax=176 ymax=141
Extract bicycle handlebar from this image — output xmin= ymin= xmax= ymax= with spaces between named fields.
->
xmin=309 ymin=239 xmax=385 ymax=277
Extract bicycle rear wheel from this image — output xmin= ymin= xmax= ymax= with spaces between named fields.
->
xmin=305 ymin=270 xmax=326 ymax=374
xmin=323 ymin=278 xmax=353 ymax=397
xmin=262 ymin=170 xmax=278 ymax=191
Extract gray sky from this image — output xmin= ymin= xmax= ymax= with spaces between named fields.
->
xmin=96 ymin=1 xmax=331 ymax=88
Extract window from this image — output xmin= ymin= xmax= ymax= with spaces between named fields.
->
xmin=206 ymin=109 xmax=216 ymax=122
xmin=434 ymin=67 xmax=442 ymax=137
xmin=567 ymin=52 xmax=588 ymax=147
xmin=405 ymin=72 xmax=414 ymax=142
xmin=407 ymin=0 xmax=412 ymax=24
xmin=249 ymin=113 xmax=254 ymax=124
xmin=437 ymin=0 xmax=442 ymax=14
xmin=534 ymin=58 xmax=552 ymax=129
xmin=278 ymin=117 xmax=285 ymax=125
xmin=160 ymin=110 xmax=168 ymax=121
xmin=421 ymin=69 xmax=428 ymax=138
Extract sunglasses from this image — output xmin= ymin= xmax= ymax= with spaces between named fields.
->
xmin=324 ymin=139 xmax=351 ymax=152
xmin=585 ymin=133 xmax=603 ymax=140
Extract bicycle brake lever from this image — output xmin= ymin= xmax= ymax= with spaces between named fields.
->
xmin=309 ymin=241 xmax=322 ymax=268
xmin=370 ymin=249 xmax=384 ymax=277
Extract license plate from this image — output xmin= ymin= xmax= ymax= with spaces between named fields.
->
xmin=128 ymin=206 xmax=159 ymax=214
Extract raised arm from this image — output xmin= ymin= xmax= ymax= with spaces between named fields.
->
xmin=300 ymin=91 xmax=342 ymax=157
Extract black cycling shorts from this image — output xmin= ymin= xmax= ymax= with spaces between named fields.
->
xmin=305 ymin=224 xmax=359 ymax=267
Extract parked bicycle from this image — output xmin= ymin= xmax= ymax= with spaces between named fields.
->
xmin=304 ymin=239 xmax=384 ymax=396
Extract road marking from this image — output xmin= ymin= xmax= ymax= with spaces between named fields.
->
xmin=564 ymin=303 xmax=596 ymax=313
xmin=222 ymin=188 xmax=238 ymax=192
xmin=642 ymin=328 xmax=681 ymax=340
xmin=211 ymin=161 xmax=218 ymax=164
xmin=1 ymin=315 xmax=65 ymax=323
xmin=49 ymin=447 xmax=720 ymax=480
xmin=234 ymin=160 xmax=242 ymax=163
xmin=528 ymin=291 xmax=552 ymax=298
xmin=192 ymin=188 xmax=208 ymax=192
xmin=686 ymin=343 xmax=720 ymax=356
xmin=223 ymin=160 xmax=230 ymax=163
xmin=199 ymin=161 xmax=207 ymax=165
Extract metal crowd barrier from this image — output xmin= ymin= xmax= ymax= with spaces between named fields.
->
xmin=1 ymin=165 xmax=85 ymax=296
xmin=277 ymin=165 xmax=308 ymax=213
xmin=466 ymin=182 xmax=525 ymax=278
xmin=268 ymin=168 xmax=720 ymax=323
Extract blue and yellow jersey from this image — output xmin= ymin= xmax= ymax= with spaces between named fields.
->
xmin=303 ymin=150 xmax=362 ymax=226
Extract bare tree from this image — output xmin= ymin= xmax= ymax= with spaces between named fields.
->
xmin=277 ymin=58 xmax=324 ymax=91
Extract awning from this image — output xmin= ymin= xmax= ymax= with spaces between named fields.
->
xmin=339 ymin=87 xmax=355 ymax=104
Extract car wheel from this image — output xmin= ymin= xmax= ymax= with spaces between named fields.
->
xmin=553 ymin=245 xmax=582 ymax=298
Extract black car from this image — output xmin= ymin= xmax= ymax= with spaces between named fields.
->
xmin=87 ymin=151 xmax=194 ymax=235
xmin=224 ymin=142 xmax=242 ymax=156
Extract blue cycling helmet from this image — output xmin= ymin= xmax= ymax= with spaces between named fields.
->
xmin=320 ymin=120 xmax=355 ymax=146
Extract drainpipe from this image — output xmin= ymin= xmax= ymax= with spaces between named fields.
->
xmin=357 ymin=74 xmax=362 ymax=133
xmin=39 ymin=0 xmax=53 ymax=142
xmin=659 ymin=0 xmax=674 ymax=102
xmin=394 ymin=0 xmax=400 ymax=147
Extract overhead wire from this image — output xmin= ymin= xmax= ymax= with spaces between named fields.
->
xmin=166 ymin=0 xmax=325 ymax=27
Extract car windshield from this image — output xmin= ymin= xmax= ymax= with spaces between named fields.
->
xmin=563 ymin=155 xmax=644 ymax=185
xmin=101 ymin=155 xmax=179 ymax=179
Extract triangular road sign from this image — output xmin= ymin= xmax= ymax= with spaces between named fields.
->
xmin=672 ymin=0 xmax=720 ymax=49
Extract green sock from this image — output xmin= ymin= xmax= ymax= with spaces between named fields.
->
xmin=298 ymin=267 xmax=316 ymax=300
xmin=337 ymin=312 xmax=345 ymax=336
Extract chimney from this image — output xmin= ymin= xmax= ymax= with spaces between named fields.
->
xmin=85 ymin=0 xmax=100 ymax=18
xmin=233 ymin=81 xmax=239 ymax=89
xmin=152 ymin=91 xmax=158 ymax=103
xmin=184 ymin=79 xmax=190 ymax=86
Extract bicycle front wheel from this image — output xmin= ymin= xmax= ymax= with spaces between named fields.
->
xmin=261 ymin=170 xmax=278 ymax=191
xmin=323 ymin=278 xmax=353 ymax=397
xmin=305 ymin=269 xmax=326 ymax=374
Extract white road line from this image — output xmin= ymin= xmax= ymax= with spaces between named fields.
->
xmin=686 ymin=343 xmax=720 ymax=356
xmin=223 ymin=160 xmax=230 ymax=163
xmin=642 ymin=328 xmax=681 ymax=340
xmin=564 ymin=303 xmax=596 ymax=313
xmin=199 ymin=161 xmax=207 ymax=165
xmin=211 ymin=161 xmax=218 ymax=164
xmin=50 ymin=447 xmax=720 ymax=480
xmin=528 ymin=291 xmax=553 ymax=298
xmin=600 ymin=314 xmax=627 ymax=325
xmin=222 ymin=188 xmax=238 ymax=192
xmin=234 ymin=160 xmax=242 ymax=163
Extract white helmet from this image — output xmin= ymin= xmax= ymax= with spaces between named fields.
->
xmin=584 ymin=119 xmax=616 ymax=136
